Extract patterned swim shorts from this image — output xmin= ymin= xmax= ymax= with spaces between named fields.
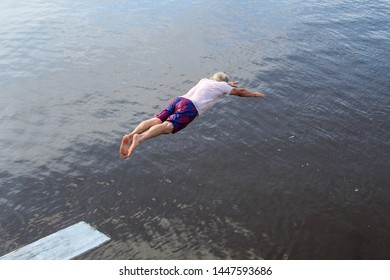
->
xmin=155 ymin=97 xmax=198 ymax=133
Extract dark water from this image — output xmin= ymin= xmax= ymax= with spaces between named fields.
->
xmin=0 ymin=0 xmax=389 ymax=259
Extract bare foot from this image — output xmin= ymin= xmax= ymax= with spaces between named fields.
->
xmin=126 ymin=134 xmax=141 ymax=157
xmin=119 ymin=134 xmax=132 ymax=158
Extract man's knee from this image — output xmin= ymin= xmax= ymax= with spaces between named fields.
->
xmin=163 ymin=121 xmax=174 ymax=134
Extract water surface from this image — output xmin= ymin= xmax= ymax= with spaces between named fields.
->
xmin=0 ymin=0 xmax=389 ymax=259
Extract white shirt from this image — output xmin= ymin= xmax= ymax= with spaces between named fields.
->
xmin=181 ymin=78 xmax=233 ymax=115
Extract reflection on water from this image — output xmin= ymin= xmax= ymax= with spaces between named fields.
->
xmin=0 ymin=0 xmax=389 ymax=259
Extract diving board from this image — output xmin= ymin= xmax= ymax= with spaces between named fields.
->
xmin=0 ymin=221 xmax=110 ymax=260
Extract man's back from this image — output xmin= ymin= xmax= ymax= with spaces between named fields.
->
xmin=181 ymin=78 xmax=233 ymax=115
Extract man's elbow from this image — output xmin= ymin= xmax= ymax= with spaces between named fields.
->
xmin=231 ymin=88 xmax=245 ymax=97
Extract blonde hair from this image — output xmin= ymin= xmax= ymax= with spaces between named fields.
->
xmin=210 ymin=72 xmax=230 ymax=82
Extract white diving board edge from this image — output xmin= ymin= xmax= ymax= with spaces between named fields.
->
xmin=0 ymin=221 xmax=110 ymax=260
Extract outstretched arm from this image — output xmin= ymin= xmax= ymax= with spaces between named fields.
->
xmin=229 ymin=81 xmax=265 ymax=97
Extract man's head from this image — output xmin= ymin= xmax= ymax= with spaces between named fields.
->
xmin=210 ymin=72 xmax=230 ymax=82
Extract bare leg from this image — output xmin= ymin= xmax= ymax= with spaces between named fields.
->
xmin=120 ymin=117 xmax=162 ymax=157
xmin=126 ymin=121 xmax=174 ymax=158
xmin=130 ymin=117 xmax=162 ymax=136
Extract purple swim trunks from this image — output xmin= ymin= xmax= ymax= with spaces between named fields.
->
xmin=155 ymin=97 xmax=198 ymax=133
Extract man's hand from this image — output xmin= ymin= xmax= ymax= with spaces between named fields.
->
xmin=254 ymin=92 xmax=265 ymax=97
xmin=228 ymin=81 xmax=239 ymax=88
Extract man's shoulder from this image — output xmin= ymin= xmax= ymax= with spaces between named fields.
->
xmin=199 ymin=78 xmax=211 ymax=83
xmin=198 ymin=78 xmax=231 ymax=91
